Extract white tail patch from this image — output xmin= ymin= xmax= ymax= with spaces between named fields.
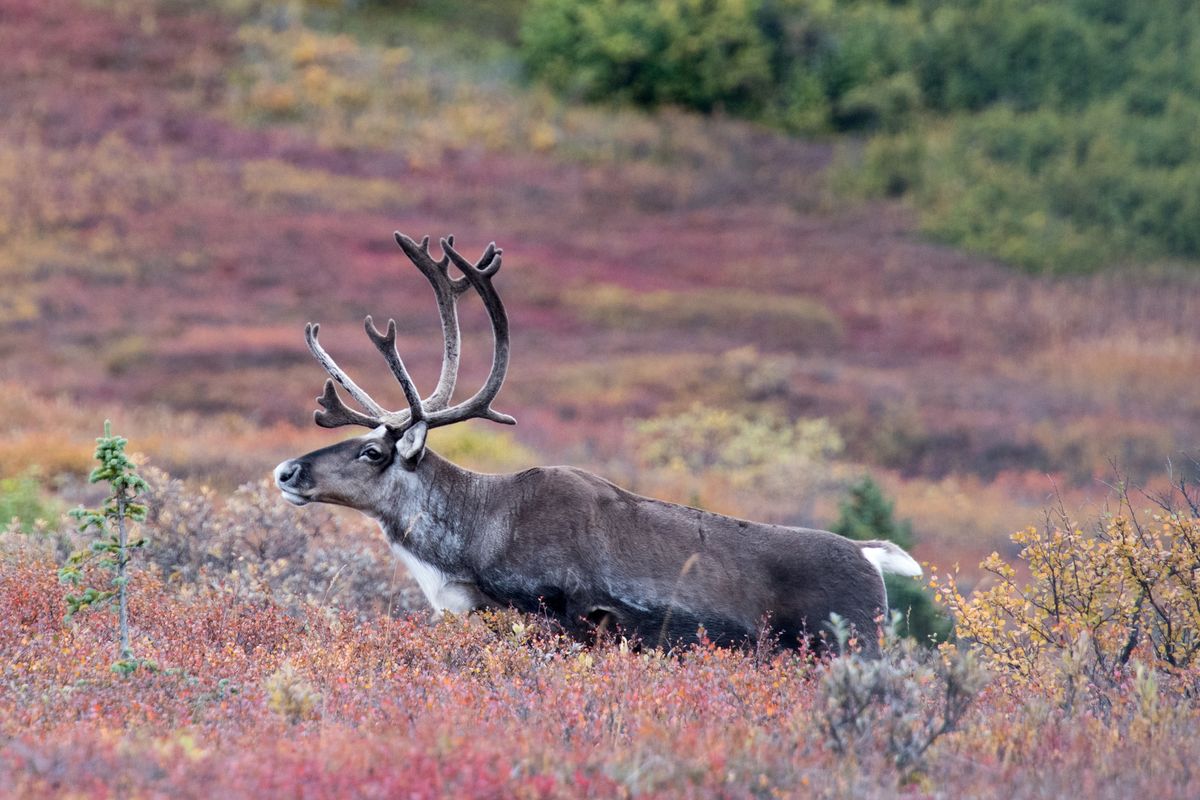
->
xmin=860 ymin=540 xmax=923 ymax=578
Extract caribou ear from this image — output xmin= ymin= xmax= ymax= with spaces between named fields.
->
xmin=395 ymin=421 xmax=429 ymax=470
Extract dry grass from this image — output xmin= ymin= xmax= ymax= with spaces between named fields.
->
xmin=1013 ymin=333 xmax=1200 ymax=416
xmin=565 ymin=284 xmax=842 ymax=350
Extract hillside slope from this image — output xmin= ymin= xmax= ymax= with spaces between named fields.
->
xmin=2 ymin=0 xmax=1198 ymax=563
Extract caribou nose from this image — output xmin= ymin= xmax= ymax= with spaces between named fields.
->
xmin=275 ymin=460 xmax=312 ymax=507
xmin=274 ymin=460 xmax=301 ymax=488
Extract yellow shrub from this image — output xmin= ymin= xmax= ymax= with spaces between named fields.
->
xmin=565 ymin=284 xmax=842 ymax=348
xmin=248 ymin=83 xmax=302 ymax=118
xmin=240 ymin=158 xmax=411 ymax=212
xmin=935 ymin=493 xmax=1200 ymax=696
xmin=632 ymin=403 xmax=848 ymax=521
xmin=427 ymin=426 xmax=540 ymax=473
xmin=264 ymin=663 xmax=321 ymax=723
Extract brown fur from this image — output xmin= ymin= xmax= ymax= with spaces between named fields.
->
xmin=278 ymin=439 xmax=895 ymax=656
xmin=276 ymin=231 xmax=917 ymax=656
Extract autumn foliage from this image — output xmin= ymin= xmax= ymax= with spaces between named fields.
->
xmin=938 ymin=482 xmax=1200 ymax=705
xmin=5 ymin=0 xmax=1200 ymax=796
xmin=8 ymin=466 xmax=1200 ymax=797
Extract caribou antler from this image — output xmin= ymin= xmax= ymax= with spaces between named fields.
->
xmin=305 ymin=232 xmax=515 ymax=432
xmin=392 ymin=233 xmax=471 ymax=410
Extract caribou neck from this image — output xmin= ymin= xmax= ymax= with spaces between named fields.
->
xmin=377 ymin=448 xmax=496 ymax=570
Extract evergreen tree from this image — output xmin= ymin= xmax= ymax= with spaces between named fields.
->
xmin=59 ymin=421 xmax=152 ymax=674
xmin=832 ymin=476 xmax=914 ymax=550
xmin=832 ymin=476 xmax=950 ymax=644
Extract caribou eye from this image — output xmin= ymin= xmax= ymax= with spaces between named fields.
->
xmin=359 ymin=444 xmax=386 ymax=462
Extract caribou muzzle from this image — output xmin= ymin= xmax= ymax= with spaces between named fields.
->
xmin=274 ymin=459 xmax=313 ymax=506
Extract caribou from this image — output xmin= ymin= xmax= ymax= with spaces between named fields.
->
xmin=274 ymin=233 xmax=921 ymax=656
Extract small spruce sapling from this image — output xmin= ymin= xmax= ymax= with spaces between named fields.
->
xmin=58 ymin=421 xmax=152 ymax=674
xmin=832 ymin=476 xmax=951 ymax=644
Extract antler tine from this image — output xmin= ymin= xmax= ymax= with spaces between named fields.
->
xmin=429 ymin=236 xmax=516 ymax=427
xmin=394 ymin=232 xmax=470 ymax=412
xmin=305 ymin=323 xmax=387 ymax=421
xmin=440 ymin=236 xmax=474 ymax=295
xmin=314 ymin=379 xmax=385 ymax=429
xmin=473 ymin=243 xmax=502 ymax=278
xmin=404 ymin=232 xmax=470 ymax=294
xmin=363 ymin=315 xmax=425 ymax=425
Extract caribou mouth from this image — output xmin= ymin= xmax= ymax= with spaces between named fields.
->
xmin=279 ymin=490 xmax=311 ymax=507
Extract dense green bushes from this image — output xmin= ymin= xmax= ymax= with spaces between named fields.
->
xmin=521 ymin=0 xmax=1200 ymax=272
xmin=520 ymin=0 xmax=777 ymax=115
xmin=522 ymin=1 xmax=1200 ymax=137
xmin=519 ymin=0 xmax=923 ymax=132
xmin=893 ymin=97 xmax=1200 ymax=272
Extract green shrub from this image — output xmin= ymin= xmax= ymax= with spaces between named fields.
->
xmin=914 ymin=4 xmax=1108 ymax=113
xmin=905 ymin=100 xmax=1200 ymax=271
xmin=520 ymin=0 xmax=931 ymax=134
xmin=520 ymin=0 xmax=776 ymax=115
xmin=851 ymin=1 xmax=1200 ymax=272
xmin=848 ymin=132 xmax=926 ymax=198
xmin=832 ymin=476 xmax=913 ymax=551
xmin=0 ymin=471 xmax=59 ymax=532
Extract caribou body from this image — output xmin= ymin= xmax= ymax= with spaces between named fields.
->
xmin=274 ymin=233 xmax=921 ymax=655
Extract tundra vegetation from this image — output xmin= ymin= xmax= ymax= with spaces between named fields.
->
xmin=3 ymin=0 xmax=1200 ymax=796
xmin=523 ymin=0 xmax=1200 ymax=273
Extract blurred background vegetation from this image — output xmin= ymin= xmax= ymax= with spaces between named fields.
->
xmin=522 ymin=0 xmax=1200 ymax=274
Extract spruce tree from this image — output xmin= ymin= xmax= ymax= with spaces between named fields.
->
xmin=832 ymin=476 xmax=950 ymax=644
xmin=59 ymin=421 xmax=152 ymax=673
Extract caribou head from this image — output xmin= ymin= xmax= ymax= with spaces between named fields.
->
xmin=276 ymin=232 xmax=921 ymax=653
xmin=275 ymin=232 xmax=512 ymax=509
